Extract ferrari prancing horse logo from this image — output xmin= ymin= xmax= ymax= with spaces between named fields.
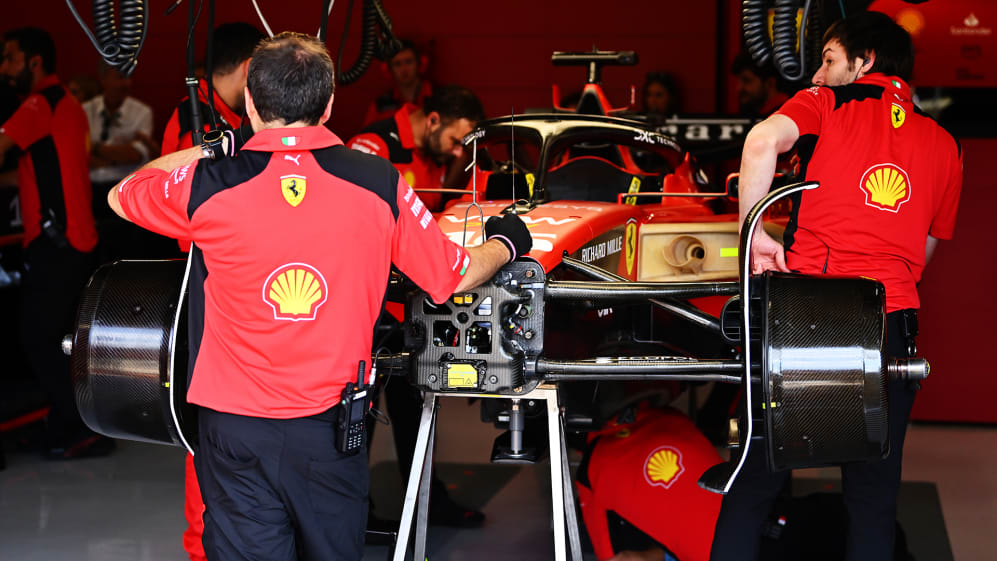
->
xmin=281 ymin=175 xmax=307 ymax=207
xmin=624 ymin=219 xmax=637 ymax=276
xmin=890 ymin=103 xmax=906 ymax=129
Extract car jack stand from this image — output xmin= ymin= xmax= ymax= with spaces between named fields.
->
xmin=391 ymin=384 xmax=584 ymax=561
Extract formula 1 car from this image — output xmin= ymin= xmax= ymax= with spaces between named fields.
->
xmin=66 ymin=51 xmax=926 ymax=503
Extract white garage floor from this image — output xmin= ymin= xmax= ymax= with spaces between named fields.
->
xmin=1 ymin=397 xmax=995 ymax=561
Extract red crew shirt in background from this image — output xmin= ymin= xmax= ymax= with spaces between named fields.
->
xmin=117 ymin=126 xmax=469 ymax=417
xmin=348 ymin=103 xmax=447 ymax=211
xmin=776 ymin=74 xmax=962 ymax=312
xmin=1 ymin=75 xmax=97 ymax=251
xmin=577 ymin=406 xmax=722 ymax=561
xmin=160 ymin=79 xmax=244 ymax=156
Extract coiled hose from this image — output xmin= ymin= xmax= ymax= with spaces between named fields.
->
xmin=66 ymin=0 xmax=147 ymax=77
xmin=742 ymin=0 xmax=772 ymax=66
xmin=742 ymin=0 xmax=821 ymax=83
xmin=336 ymin=0 xmax=401 ymax=85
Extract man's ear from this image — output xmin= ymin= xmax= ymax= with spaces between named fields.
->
xmin=244 ymin=86 xmax=258 ymax=121
xmin=320 ymin=94 xmax=334 ymax=125
xmin=241 ymin=58 xmax=252 ymax=79
xmin=427 ymin=111 xmax=440 ymax=128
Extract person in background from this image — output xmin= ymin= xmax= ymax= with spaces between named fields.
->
xmin=84 ymin=60 xmax=156 ymax=185
xmin=710 ymin=12 xmax=962 ymax=561
xmin=362 ymin=39 xmax=433 ymax=127
xmin=731 ymin=51 xmax=790 ymax=117
xmin=160 ymin=22 xmax=264 ymax=154
xmin=67 ymin=73 xmax=100 ymax=103
xmin=0 ymin=27 xmax=109 ymax=459
xmin=642 ymin=71 xmax=681 ymax=123
xmin=349 ymin=84 xmax=484 ymax=212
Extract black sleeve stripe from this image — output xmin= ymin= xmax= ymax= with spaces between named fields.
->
xmin=187 ymin=150 xmax=272 ymax=219
xmin=830 ymin=83 xmax=884 ymax=110
xmin=359 ymin=118 xmax=413 ymax=164
xmin=312 ymin=144 xmax=400 ymax=219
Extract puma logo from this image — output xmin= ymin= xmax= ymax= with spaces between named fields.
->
xmin=284 ymin=154 xmax=302 ymax=165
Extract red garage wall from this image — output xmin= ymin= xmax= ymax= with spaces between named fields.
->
xmin=4 ymin=0 xmax=721 ymax=142
xmin=912 ymin=138 xmax=997 ymax=423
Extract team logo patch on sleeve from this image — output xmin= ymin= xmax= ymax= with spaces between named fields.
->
xmin=644 ymin=446 xmax=685 ymax=489
xmin=280 ymin=175 xmax=307 ymax=207
xmin=263 ymin=263 xmax=328 ymax=321
xmin=890 ymin=103 xmax=906 ymax=128
xmin=859 ymin=163 xmax=911 ymax=212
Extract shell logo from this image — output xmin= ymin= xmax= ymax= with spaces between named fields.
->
xmin=859 ymin=163 xmax=911 ymax=213
xmin=643 ymin=445 xmax=684 ymax=489
xmin=262 ymin=263 xmax=328 ymax=321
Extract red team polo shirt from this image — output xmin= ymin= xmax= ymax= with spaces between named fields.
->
xmin=348 ymin=103 xmax=447 ymax=211
xmin=1 ymin=75 xmax=97 ymax=251
xmin=117 ymin=126 xmax=469 ymax=418
xmin=776 ymin=74 xmax=962 ymax=312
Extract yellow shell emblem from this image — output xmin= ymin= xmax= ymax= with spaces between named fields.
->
xmin=403 ymin=170 xmax=417 ymax=187
xmin=263 ymin=263 xmax=327 ymax=321
xmin=890 ymin=103 xmax=906 ymax=128
xmin=624 ymin=219 xmax=637 ymax=277
xmin=643 ymin=446 xmax=684 ymax=489
xmin=281 ymin=175 xmax=307 ymax=207
xmin=860 ymin=164 xmax=911 ymax=212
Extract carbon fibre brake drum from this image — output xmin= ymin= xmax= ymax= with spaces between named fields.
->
xmin=70 ymin=259 xmax=195 ymax=449
xmin=760 ymin=272 xmax=889 ymax=471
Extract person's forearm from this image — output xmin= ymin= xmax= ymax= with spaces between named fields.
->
xmin=738 ymin=131 xmax=781 ymax=233
xmin=737 ymin=115 xmax=800 ymax=232
xmin=107 ymin=145 xmax=205 ymax=221
xmin=454 ymin=239 xmax=512 ymax=292
xmin=925 ymin=235 xmax=939 ymax=266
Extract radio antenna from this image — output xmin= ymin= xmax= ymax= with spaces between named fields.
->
xmin=461 ymin=135 xmax=484 ymax=248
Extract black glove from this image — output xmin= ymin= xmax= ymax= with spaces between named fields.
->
xmin=484 ymin=213 xmax=532 ymax=263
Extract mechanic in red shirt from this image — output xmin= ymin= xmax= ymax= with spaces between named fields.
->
xmin=107 ymin=32 xmax=531 ymax=560
xmin=160 ymin=22 xmax=263 ymax=155
xmin=711 ymin=13 xmax=962 ymax=561
xmin=578 ymin=404 xmax=722 ymax=561
xmin=348 ymin=84 xmax=485 ymax=212
xmin=361 ymin=39 xmax=434 ymax=127
xmin=0 ymin=27 xmax=110 ymax=459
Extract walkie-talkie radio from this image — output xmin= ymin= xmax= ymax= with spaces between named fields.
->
xmin=336 ymin=361 xmax=371 ymax=454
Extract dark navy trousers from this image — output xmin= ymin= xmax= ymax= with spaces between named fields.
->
xmin=709 ymin=310 xmax=918 ymax=561
xmin=194 ymin=406 xmax=369 ymax=561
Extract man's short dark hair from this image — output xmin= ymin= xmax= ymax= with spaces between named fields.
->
xmin=392 ymin=39 xmax=420 ymax=63
xmin=210 ymin=22 xmax=265 ymax=75
xmin=823 ymin=11 xmax=913 ymax=82
xmin=4 ymin=27 xmax=56 ymax=74
xmin=247 ymin=32 xmax=334 ymax=126
xmin=731 ymin=50 xmax=777 ymax=80
xmin=422 ymin=85 xmax=485 ymax=126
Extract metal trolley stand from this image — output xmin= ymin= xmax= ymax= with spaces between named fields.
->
xmin=392 ymin=384 xmax=583 ymax=561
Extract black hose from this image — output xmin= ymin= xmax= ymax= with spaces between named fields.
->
xmin=336 ymin=0 xmax=402 ymax=86
xmin=66 ymin=0 xmax=147 ymax=77
xmin=771 ymin=0 xmax=803 ymax=80
xmin=338 ymin=0 xmax=378 ymax=85
xmin=741 ymin=0 xmax=772 ymax=67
